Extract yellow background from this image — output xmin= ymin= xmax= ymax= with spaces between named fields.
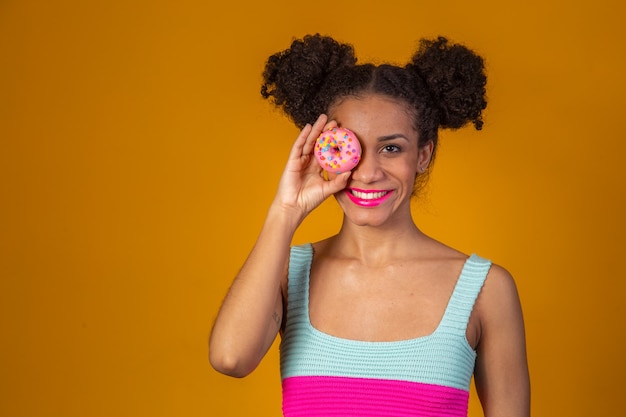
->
xmin=1 ymin=0 xmax=624 ymax=416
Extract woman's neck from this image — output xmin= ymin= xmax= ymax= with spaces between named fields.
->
xmin=330 ymin=218 xmax=430 ymax=267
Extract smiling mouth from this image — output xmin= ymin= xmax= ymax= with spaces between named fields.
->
xmin=350 ymin=189 xmax=389 ymax=200
xmin=345 ymin=188 xmax=393 ymax=207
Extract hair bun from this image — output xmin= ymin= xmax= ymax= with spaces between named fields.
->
xmin=261 ymin=34 xmax=357 ymax=127
xmin=407 ymin=37 xmax=487 ymax=130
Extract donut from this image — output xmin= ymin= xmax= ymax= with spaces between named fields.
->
xmin=313 ymin=127 xmax=361 ymax=173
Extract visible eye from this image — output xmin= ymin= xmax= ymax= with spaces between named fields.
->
xmin=381 ymin=144 xmax=401 ymax=153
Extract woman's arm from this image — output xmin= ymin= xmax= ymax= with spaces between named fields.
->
xmin=208 ymin=206 xmax=296 ymax=378
xmin=474 ymin=265 xmax=531 ymax=417
xmin=209 ymin=115 xmax=350 ymax=377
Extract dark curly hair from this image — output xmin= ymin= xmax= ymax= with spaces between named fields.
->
xmin=261 ymin=33 xmax=487 ymax=169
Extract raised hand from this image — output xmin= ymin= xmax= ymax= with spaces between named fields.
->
xmin=272 ymin=114 xmax=351 ymax=222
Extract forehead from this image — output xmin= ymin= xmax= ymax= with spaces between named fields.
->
xmin=328 ymin=95 xmax=417 ymax=139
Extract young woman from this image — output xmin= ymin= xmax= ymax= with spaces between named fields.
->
xmin=209 ymin=34 xmax=530 ymax=417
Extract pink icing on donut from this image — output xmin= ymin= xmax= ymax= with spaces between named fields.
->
xmin=314 ymin=127 xmax=361 ymax=173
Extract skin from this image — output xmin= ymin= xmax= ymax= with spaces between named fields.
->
xmin=209 ymin=94 xmax=530 ymax=417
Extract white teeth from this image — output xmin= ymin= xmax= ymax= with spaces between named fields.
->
xmin=351 ymin=190 xmax=388 ymax=200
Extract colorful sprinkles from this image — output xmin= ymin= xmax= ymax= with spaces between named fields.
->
xmin=314 ymin=127 xmax=361 ymax=173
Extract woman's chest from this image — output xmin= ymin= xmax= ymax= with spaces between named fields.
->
xmin=308 ymin=264 xmax=462 ymax=342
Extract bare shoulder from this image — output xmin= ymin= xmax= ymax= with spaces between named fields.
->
xmin=474 ymin=262 xmax=525 ymax=341
xmin=479 ymin=263 xmax=522 ymax=309
xmin=473 ymin=262 xmax=530 ymax=415
xmin=310 ymin=237 xmax=332 ymax=257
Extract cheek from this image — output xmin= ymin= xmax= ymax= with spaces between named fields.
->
xmin=384 ymin=156 xmax=418 ymax=175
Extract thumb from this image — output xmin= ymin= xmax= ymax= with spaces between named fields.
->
xmin=325 ymin=171 xmax=352 ymax=195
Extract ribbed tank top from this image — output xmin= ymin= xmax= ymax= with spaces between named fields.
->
xmin=280 ymin=243 xmax=492 ymax=417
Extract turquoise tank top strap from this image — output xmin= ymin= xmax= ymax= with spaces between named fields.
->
xmin=437 ymin=254 xmax=492 ymax=335
xmin=286 ymin=244 xmax=313 ymax=320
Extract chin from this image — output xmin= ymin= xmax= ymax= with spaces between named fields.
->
xmin=335 ymin=194 xmax=410 ymax=228
xmin=338 ymin=203 xmax=394 ymax=227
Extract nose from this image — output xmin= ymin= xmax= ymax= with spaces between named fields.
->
xmin=350 ymin=148 xmax=382 ymax=184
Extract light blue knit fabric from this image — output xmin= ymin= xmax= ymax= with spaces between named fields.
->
xmin=280 ymin=243 xmax=492 ymax=391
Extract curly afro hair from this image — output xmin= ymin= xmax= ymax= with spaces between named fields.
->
xmin=261 ymin=33 xmax=487 ymax=166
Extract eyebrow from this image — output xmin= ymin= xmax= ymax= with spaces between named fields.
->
xmin=378 ymin=134 xmax=410 ymax=142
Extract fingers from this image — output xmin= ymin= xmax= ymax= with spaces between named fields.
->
xmin=288 ymin=114 xmax=331 ymax=162
xmin=301 ymin=114 xmax=328 ymax=156
xmin=288 ymin=123 xmax=312 ymax=161
xmin=323 ymin=119 xmax=338 ymax=132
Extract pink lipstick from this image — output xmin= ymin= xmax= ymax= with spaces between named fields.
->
xmin=345 ymin=188 xmax=393 ymax=207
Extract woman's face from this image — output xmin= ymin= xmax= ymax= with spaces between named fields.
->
xmin=328 ymin=94 xmax=433 ymax=228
